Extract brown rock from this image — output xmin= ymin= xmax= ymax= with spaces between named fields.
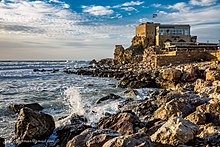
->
xmin=98 ymin=112 xmax=142 ymax=135
xmin=197 ymin=123 xmax=220 ymax=145
xmin=206 ymin=69 xmax=220 ymax=81
xmin=150 ymin=116 xmax=199 ymax=146
xmin=161 ymin=68 xmax=182 ymax=82
xmin=15 ymin=108 xmax=55 ymax=146
xmin=185 ymin=111 xmax=206 ymax=125
xmin=153 ymin=99 xmax=194 ymax=120
xmin=102 ymin=133 xmax=153 ymax=147
xmin=181 ymin=66 xmax=201 ymax=82
xmin=124 ymin=89 xmax=139 ymax=97
xmin=66 ymin=128 xmax=119 ymax=147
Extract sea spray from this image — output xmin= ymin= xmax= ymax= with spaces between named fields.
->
xmin=64 ymin=87 xmax=85 ymax=115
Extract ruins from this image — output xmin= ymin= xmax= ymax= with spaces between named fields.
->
xmin=114 ymin=22 xmax=220 ymax=67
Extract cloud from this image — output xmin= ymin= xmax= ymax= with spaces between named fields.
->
xmin=121 ymin=7 xmax=137 ymax=12
xmin=82 ymin=5 xmax=114 ymax=16
xmin=151 ymin=3 xmax=162 ymax=8
xmin=168 ymin=2 xmax=190 ymax=12
xmin=122 ymin=1 xmax=144 ymax=7
xmin=189 ymin=0 xmax=217 ymax=6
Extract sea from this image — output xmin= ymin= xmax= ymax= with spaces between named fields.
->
xmin=0 ymin=60 xmax=127 ymax=142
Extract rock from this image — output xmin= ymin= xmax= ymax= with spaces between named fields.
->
xmin=150 ymin=116 xmax=199 ymax=146
xmin=206 ymin=69 xmax=220 ymax=81
xmin=153 ymin=99 xmax=194 ymax=120
xmin=8 ymin=103 xmax=44 ymax=113
xmin=89 ymin=59 xmax=97 ymax=65
xmin=124 ymin=89 xmax=139 ymax=97
xmin=113 ymin=45 xmax=125 ymax=64
xmin=161 ymin=68 xmax=182 ymax=82
xmin=97 ymin=58 xmax=113 ymax=67
xmin=181 ymin=66 xmax=201 ymax=82
xmin=102 ymin=133 xmax=152 ymax=147
xmin=0 ymin=137 xmax=4 ymax=147
xmin=196 ymin=123 xmax=220 ymax=145
xmin=197 ymin=103 xmax=220 ymax=125
xmin=52 ymin=114 xmax=89 ymax=147
xmin=96 ymin=93 xmax=121 ymax=104
xmin=98 ymin=112 xmax=142 ymax=135
xmin=66 ymin=128 xmax=120 ymax=147
xmin=15 ymin=108 xmax=55 ymax=146
xmin=185 ymin=111 xmax=206 ymax=125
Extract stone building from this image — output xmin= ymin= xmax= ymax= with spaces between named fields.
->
xmin=114 ymin=22 xmax=219 ymax=67
xmin=132 ymin=22 xmax=197 ymax=48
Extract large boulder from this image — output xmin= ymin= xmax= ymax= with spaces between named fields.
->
xmin=181 ymin=66 xmax=201 ymax=82
xmin=150 ymin=116 xmax=199 ymax=146
xmin=8 ymin=103 xmax=44 ymax=113
xmin=52 ymin=114 xmax=90 ymax=147
xmin=15 ymin=108 xmax=55 ymax=146
xmin=98 ymin=112 xmax=143 ymax=135
xmin=161 ymin=68 xmax=182 ymax=82
xmin=113 ymin=45 xmax=124 ymax=64
xmin=66 ymin=128 xmax=120 ymax=147
xmin=153 ymin=99 xmax=194 ymax=120
xmin=102 ymin=133 xmax=152 ymax=147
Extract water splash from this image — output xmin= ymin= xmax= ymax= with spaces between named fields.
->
xmin=64 ymin=87 xmax=85 ymax=115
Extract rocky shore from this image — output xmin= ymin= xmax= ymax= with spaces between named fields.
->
xmin=4 ymin=59 xmax=220 ymax=146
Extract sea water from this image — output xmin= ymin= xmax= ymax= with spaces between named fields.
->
xmin=0 ymin=61 xmax=123 ymax=141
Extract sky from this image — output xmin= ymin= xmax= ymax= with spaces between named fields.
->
xmin=0 ymin=0 xmax=220 ymax=60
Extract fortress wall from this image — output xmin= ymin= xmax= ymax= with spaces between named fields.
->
xmin=154 ymin=50 xmax=219 ymax=66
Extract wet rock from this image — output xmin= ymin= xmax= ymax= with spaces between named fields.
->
xmin=102 ymin=133 xmax=152 ymax=147
xmin=124 ymin=89 xmax=139 ymax=97
xmin=205 ymin=69 xmax=220 ymax=81
xmin=153 ymin=99 xmax=194 ymax=120
xmin=150 ymin=116 xmax=199 ymax=146
xmin=0 ymin=137 xmax=4 ymax=147
xmin=196 ymin=123 xmax=220 ymax=145
xmin=96 ymin=93 xmax=121 ymax=104
xmin=52 ymin=114 xmax=89 ymax=147
xmin=185 ymin=111 xmax=206 ymax=125
xmin=8 ymin=103 xmax=44 ymax=113
xmin=161 ymin=68 xmax=182 ymax=82
xmin=98 ymin=111 xmax=143 ymax=135
xmin=15 ymin=108 xmax=55 ymax=146
xmin=66 ymin=128 xmax=120 ymax=147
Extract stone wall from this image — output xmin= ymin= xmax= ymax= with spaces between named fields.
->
xmin=153 ymin=50 xmax=219 ymax=67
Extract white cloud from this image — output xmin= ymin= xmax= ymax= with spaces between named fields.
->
xmin=82 ymin=5 xmax=114 ymax=16
xmin=121 ymin=7 xmax=137 ymax=11
xmin=151 ymin=3 xmax=162 ymax=8
xmin=122 ymin=1 xmax=144 ymax=7
xmin=139 ymin=18 xmax=150 ymax=23
xmin=168 ymin=2 xmax=190 ymax=12
xmin=190 ymin=0 xmax=217 ymax=6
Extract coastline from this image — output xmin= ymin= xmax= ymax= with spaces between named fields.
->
xmin=2 ymin=59 xmax=220 ymax=146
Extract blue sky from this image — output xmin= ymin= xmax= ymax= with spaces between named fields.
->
xmin=0 ymin=0 xmax=219 ymax=60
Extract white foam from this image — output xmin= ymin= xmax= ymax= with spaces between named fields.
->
xmin=63 ymin=87 xmax=85 ymax=115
